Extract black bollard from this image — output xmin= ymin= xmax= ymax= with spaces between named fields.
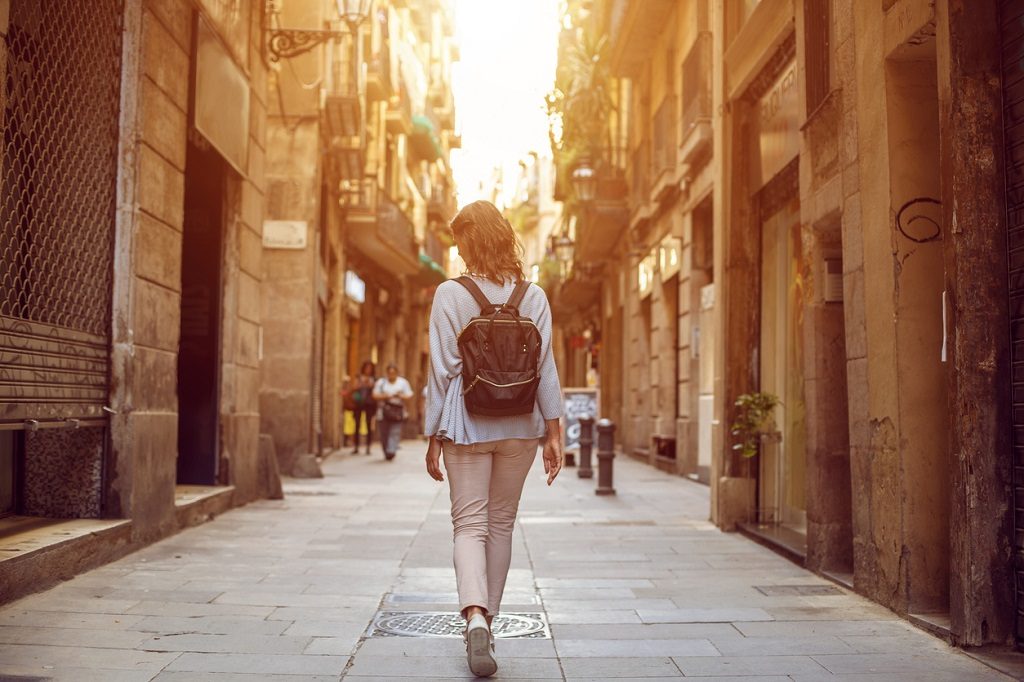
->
xmin=595 ymin=418 xmax=616 ymax=495
xmin=577 ymin=414 xmax=594 ymax=479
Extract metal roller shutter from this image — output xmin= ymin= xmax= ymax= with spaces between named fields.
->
xmin=0 ymin=0 xmax=124 ymax=429
xmin=1000 ymin=0 xmax=1024 ymax=648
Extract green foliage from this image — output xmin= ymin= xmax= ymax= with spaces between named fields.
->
xmin=730 ymin=392 xmax=781 ymax=459
xmin=537 ymin=257 xmax=562 ymax=294
xmin=546 ymin=5 xmax=614 ymax=205
xmin=506 ymin=201 xmax=539 ymax=234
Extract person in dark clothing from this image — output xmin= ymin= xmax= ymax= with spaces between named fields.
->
xmin=350 ymin=360 xmax=376 ymax=455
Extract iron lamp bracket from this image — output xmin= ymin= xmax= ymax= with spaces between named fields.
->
xmin=268 ymin=28 xmax=347 ymax=62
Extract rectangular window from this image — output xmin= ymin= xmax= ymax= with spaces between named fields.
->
xmin=680 ymin=32 xmax=712 ymax=139
xmin=804 ymin=0 xmax=832 ymax=115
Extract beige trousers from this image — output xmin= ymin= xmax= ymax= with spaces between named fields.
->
xmin=442 ymin=438 xmax=538 ymax=616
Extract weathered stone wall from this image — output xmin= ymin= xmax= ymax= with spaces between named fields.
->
xmin=110 ymin=0 xmax=190 ymax=542
xmin=796 ymin=1 xmax=852 ymax=574
xmin=936 ymin=0 xmax=1014 ymax=647
xmin=109 ymin=0 xmax=268 ymax=541
xmin=260 ymin=0 xmax=323 ymax=473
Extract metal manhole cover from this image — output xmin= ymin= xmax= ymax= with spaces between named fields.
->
xmin=369 ymin=611 xmax=550 ymax=639
xmin=754 ymin=584 xmax=843 ymax=596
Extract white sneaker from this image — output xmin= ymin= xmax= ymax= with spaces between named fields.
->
xmin=465 ymin=613 xmax=497 ymax=677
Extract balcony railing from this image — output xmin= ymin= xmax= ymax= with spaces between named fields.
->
xmin=424 ymin=228 xmax=446 ymax=266
xmin=652 ymin=96 xmax=677 ymax=180
xmin=630 ymin=140 xmax=650 ymax=211
xmin=377 ymin=192 xmax=417 ymax=258
xmin=365 ymin=53 xmax=392 ymax=102
xmin=681 ymin=32 xmax=712 ymax=139
xmin=386 ymin=82 xmax=413 ymax=135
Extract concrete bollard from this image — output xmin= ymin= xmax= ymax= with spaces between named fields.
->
xmin=595 ymin=418 xmax=616 ymax=495
xmin=577 ymin=414 xmax=594 ymax=479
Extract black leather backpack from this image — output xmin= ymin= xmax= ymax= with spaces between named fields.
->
xmin=454 ymin=277 xmax=542 ymax=417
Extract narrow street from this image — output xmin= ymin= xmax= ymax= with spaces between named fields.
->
xmin=0 ymin=443 xmax=1007 ymax=681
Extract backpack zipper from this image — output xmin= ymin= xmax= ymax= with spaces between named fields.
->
xmin=462 ymin=373 xmax=537 ymax=395
xmin=456 ymin=318 xmax=540 ymax=342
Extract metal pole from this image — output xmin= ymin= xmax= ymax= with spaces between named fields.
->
xmin=595 ymin=418 xmax=616 ymax=495
xmin=577 ymin=414 xmax=594 ymax=479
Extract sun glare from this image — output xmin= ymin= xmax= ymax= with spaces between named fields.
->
xmin=450 ymin=0 xmax=560 ymax=210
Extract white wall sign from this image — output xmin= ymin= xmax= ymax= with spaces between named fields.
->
xmin=344 ymin=270 xmax=366 ymax=303
xmin=659 ymin=236 xmax=682 ymax=280
xmin=638 ymin=252 xmax=657 ymax=299
xmin=262 ymin=220 xmax=308 ymax=249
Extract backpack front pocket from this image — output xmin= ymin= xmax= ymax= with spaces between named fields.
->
xmin=463 ymin=369 xmax=539 ymax=416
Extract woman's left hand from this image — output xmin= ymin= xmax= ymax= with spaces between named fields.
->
xmin=425 ymin=437 xmax=444 ymax=482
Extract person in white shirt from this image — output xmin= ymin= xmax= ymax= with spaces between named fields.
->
xmin=372 ymin=363 xmax=414 ymax=461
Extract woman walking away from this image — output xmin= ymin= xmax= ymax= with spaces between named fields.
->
xmin=372 ymin=363 xmax=413 ymax=461
xmin=424 ymin=200 xmax=564 ymax=678
xmin=350 ymin=361 xmax=376 ymax=455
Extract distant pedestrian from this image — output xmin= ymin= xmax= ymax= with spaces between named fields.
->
xmin=350 ymin=361 xmax=376 ymax=455
xmin=424 ymin=200 xmax=564 ymax=678
xmin=372 ymin=363 xmax=413 ymax=461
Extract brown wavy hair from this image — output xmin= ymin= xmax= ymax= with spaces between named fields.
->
xmin=450 ymin=200 xmax=525 ymax=284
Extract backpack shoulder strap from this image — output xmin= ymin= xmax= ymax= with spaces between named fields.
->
xmin=506 ymin=280 xmax=531 ymax=312
xmin=453 ymin=276 xmax=493 ymax=312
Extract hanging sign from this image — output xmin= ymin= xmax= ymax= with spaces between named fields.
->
xmin=758 ymin=60 xmax=799 ymax=185
xmin=194 ymin=16 xmax=250 ymax=174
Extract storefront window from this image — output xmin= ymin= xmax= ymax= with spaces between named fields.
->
xmin=0 ymin=432 xmax=15 ymax=516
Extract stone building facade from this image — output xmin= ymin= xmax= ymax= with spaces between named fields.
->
xmin=260 ymin=0 xmax=458 ymax=472
xmin=552 ymin=1 xmax=716 ymax=483
xmin=1 ymin=0 xmax=271 ymax=600
xmin=560 ymin=0 xmax=1021 ymax=650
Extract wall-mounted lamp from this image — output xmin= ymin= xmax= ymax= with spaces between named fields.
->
xmin=553 ymin=234 xmax=575 ymax=264
xmin=268 ymin=0 xmax=372 ymax=62
xmin=571 ymin=158 xmax=597 ymax=203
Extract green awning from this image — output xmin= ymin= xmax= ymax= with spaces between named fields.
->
xmin=411 ymin=114 xmax=443 ymax=162
xmin=415 ymin=251 xmax=447 ymax=286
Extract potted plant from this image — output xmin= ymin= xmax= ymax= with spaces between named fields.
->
xmin=730 ymin=392 xmax=781 ymax=459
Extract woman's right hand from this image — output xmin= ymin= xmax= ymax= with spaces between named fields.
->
xmin=543 ymin=434 xmax=563 ymax=486
xmin=425 ymin=437 xmax=444 ymax=482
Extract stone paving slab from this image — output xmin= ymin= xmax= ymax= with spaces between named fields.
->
xmin=162 ymin=652 xmax=349 ymax=675
xmin=153 ymin=674 xmax=337 ymax=681
xmin=345 ymin=654 xmax=564 ymax=678
xmin=0 ymin=441 xmax=1014 ymax=681
xmin=0 ymin=664 xmax=158 ymax=681
xmin=558 ymin=656 xmax=684 ymax=678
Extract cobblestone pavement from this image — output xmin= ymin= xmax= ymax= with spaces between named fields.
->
xmin=0 ymin=441 xmax=1012 ymax=681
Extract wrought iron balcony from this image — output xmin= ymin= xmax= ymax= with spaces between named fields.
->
xmin=386 ymin=82 xmax=413 ymax=135
xmin=680 ymin=32 xmax=712 ymax=167
xmin=365 ymin=54 xmax=392 ymax=102
xmin=652 ymin=95 xmax=678 ymax=200
xmin=345 ymin=184 xmax=420 ymax=277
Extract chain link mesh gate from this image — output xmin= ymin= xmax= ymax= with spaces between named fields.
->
xmin=0 ymin=0 xmax=124 ymax=427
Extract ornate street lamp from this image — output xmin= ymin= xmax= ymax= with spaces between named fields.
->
xmin=337 ymin=0 xmax=373 ymax=32
xmin=571 ymin=159 xmax=597 ymax=203
xmin=268 ymin=0 xmax=372 ymax=62
xmin=553 ymin=234 xmax=575 ymax=264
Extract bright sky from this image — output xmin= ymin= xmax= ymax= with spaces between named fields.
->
xmin=449 ymin=0 xmax=560 ymax=210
